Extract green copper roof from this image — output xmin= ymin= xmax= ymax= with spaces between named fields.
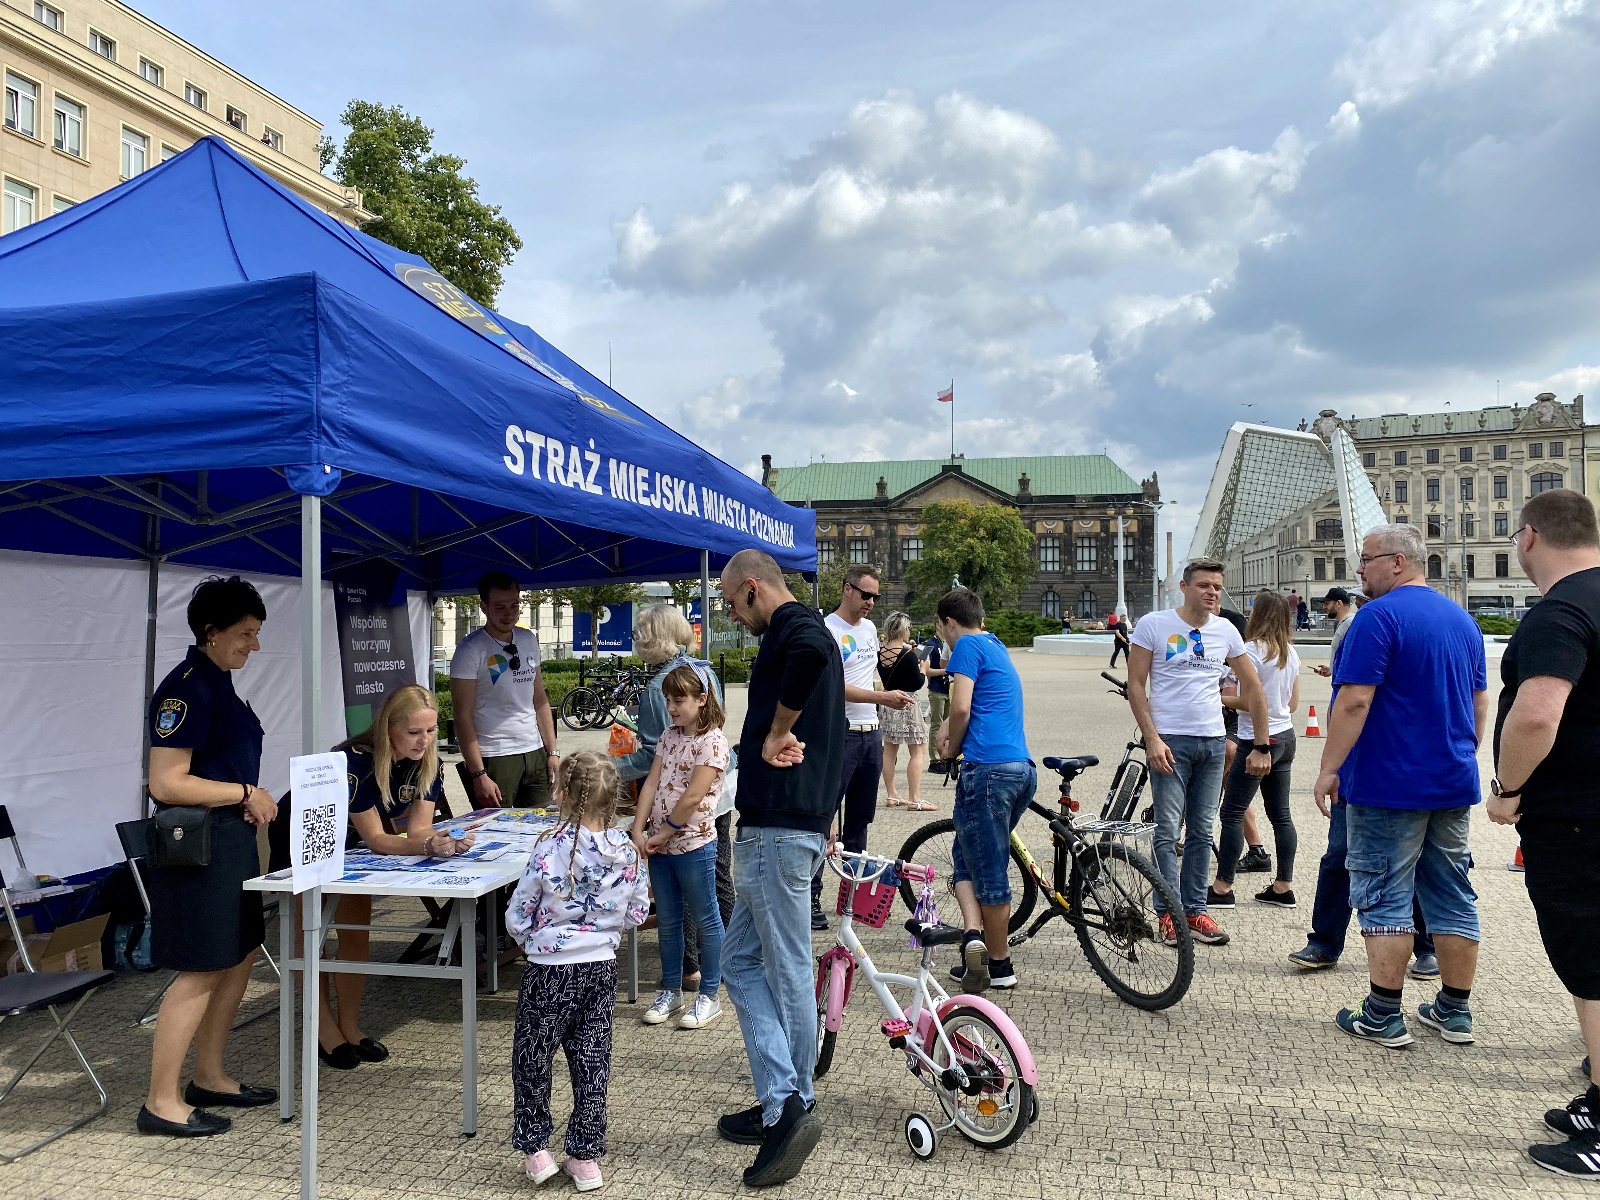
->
xmin=770 ymin=455 xmax=1141 ymax=503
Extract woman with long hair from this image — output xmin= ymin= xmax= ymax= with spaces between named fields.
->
xmin=878 ymin=611 xmax=934 ymax=811
xmin=1209 ymin=591 xmax=1301 ymax=911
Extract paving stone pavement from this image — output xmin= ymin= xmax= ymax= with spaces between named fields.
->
xmin=0 ymin=652 xmax=1592 ymax=1198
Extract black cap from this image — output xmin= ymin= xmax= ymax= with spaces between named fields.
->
xmin=1320 ymin=587 xmax=1352 ymax=605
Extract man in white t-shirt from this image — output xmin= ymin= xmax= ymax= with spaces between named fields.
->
xmin=450 ymin=571 xmax=559 ymax=809
xmin=1129 ymin=557 xmax=1271 ymax=947
xmin=809 ymin=564 xmax=912 ymax=929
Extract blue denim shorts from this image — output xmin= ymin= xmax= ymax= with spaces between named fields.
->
xmin=950 ymin=761 xmax=1036 ymax=907
xmin=1345 ymin=804 xmax=1479 ymax=940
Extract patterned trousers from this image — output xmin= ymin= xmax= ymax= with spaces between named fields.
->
xmin=512 ymin=959 xmax=616 ymax=1160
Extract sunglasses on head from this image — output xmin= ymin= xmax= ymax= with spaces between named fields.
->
xmin=502 ymin=641 xmax=521 ymax=671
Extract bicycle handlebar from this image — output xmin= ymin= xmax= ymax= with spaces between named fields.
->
xmin=828 ymin=845 xmax=935 ymax=884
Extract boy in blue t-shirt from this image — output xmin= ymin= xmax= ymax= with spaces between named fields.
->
xmin=933 ymin=589 xmax=1034 ymax=993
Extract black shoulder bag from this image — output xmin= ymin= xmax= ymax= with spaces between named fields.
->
xmin=147 ymin=806 xmax=212 ymax=869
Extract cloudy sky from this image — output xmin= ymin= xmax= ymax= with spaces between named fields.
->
xmin=146 ymin=0 xmax=1600 ymax=554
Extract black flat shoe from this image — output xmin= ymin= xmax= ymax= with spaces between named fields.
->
xmin=355 ymin=1037 xmax=389 ymax=1063
xmin=136 ymin=1105 xmax=231 ymax=1137
xmin=184 ymin=1081 xmax=278 ymax=1109
xmin=318 ymin=1043 xmax=362 ymax=1070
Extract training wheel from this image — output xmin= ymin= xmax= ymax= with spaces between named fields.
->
xmin=905 ymin=1112 xmax=937 ymax=1159
xmin=1028 ymin=1093 xmax=1041 ymax=1125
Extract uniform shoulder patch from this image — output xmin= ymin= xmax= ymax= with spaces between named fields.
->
xmin=155 ymin=697 xmax=188 ymax=738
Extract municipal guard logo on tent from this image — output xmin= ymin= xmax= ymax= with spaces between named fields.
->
xmin=155 ymin=698 xmax=187 ymax=738
xmin=578 ymin=391 xmax=641 ymax=426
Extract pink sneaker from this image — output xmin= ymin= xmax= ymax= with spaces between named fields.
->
xmin=524 ymin=1149 xmax=558 ymax=1184
xmin=564 ymin=1157 xmax=604 ymax=1192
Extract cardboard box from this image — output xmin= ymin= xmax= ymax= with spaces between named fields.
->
xmin=0 ymin=913 xmax=108 ymax=974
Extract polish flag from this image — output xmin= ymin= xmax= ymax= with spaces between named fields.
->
xmin=936 ymin=386 xmax=954 ymax=403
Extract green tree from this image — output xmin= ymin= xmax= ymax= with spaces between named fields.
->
xmin=556 ymin=584 xmax=646 ymax=659
xmin=667 ymin=578 xmax=702 ymax=610
xmin=783 ymin=557 xmax=848 ymax=614
xmin=322 ymin=100 xmax=523 ymax=307
xmin=906 ymin=501 xmax=1036 ymax=614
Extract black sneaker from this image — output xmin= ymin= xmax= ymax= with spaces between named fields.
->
xmin=959 ymin=935 xmax=989 ymax=994
xmin=1253 ymin=885 xmax=1297 ymax=908
xmin=810 ymin=903 xmax=829 ymax=932
xmin=717 ymin=1104 xmax=766 ymax=1145
xmin=744 ymin=1093 xmax=823 ymax=1188
xmin=1546 ymin=1089 xmax=1600 ymax=1139
xmin=1528 ymin=1131 xmax=1600 ymax=1179
xmin=1237 ymin=846 xmax=1272 ymax=873
xmin=1205 ymin=886 xmax=1236 ymax=910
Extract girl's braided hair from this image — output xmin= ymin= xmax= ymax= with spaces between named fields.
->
xmin=538 ymin=750 xmax=623 ymax=894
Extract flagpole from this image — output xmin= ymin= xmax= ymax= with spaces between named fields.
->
xmin=949 ymin=378 xmax=955 ymax=459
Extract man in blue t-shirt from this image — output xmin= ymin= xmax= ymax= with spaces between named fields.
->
xmin=932 ymin=589 xmax=1033 ymax=993
xmin=1314 ymin=523 xmax=1487 ymax=1050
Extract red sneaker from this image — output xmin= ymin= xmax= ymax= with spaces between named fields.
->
xmin=1159 ymin=914 xmax=1179 ymax=947
xmin=1187 ymin=913 xmax=1230 ymax=945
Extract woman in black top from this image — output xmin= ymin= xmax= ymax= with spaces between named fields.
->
xmin=877 ymin=612 xmax=934 ymax=811
xmin=140 ymin=577 xmax=278 ymax=1139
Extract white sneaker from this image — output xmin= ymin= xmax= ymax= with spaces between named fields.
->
xmin=641 ymin=989 xmax=682 ymax=1025
xmin=678 ymin=994 xmax=722 ymax=1029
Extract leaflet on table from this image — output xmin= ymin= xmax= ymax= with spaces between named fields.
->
xmin=338 ymin=860 xmax=509 ymax=884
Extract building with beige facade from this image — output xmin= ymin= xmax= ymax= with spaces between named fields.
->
xmin=1 ymin=0 xmax=368 ymax=234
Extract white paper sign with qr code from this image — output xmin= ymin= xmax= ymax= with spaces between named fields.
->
xmin=289 ymin=752 xmax=349 ymax=895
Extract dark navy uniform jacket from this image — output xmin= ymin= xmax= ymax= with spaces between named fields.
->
xmin=148 ymin=646 xmax=263 ymax=790
xmin=344 ymin=744 xmax=444 ymax=835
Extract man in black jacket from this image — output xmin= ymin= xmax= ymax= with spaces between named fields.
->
xmin=712 ymin=549 xmax=843 ymax=1188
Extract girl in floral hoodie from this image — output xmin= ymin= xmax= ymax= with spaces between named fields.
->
xmin=506 ymin=751 xmax=648 ymax=1193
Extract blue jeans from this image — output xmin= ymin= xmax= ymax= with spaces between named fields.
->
xmin=648 ymin=841 xmax=724 ymax=996
xmin=723 ymin=826 xmax=825 ymax=1126
xmin=1345 ymin=804 xmax=1479 ymax=940
xmin=1148 ymin=735 xmax=1226 ymax=916
xmin=950 ymin=761 xmax=1037 ymax=906
xmin=1307 ymin=802 xmax=1436 ymax=959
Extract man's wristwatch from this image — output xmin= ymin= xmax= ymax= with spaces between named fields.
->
xmin=1251 ymin=744 xmax=1272 ymax=755
xmin=1490 ymin=777 xmax=1522 ymax=799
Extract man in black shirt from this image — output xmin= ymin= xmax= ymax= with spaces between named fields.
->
xmin=1488 ymin=489 xmax=1600 ymax=1179
xmin=712 ymin=549 xmax=841 ymax=1188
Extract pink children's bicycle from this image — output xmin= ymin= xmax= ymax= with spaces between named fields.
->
xmin=815 ymin=848 xmax=1039 ymax=1160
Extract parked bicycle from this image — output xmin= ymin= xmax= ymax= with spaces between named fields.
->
xmin=816 ymin=848 xmax=1039 ymax=1159
xmin=896 ymin=754 xmax=1194 ymax=1010
xmin=557 ymin=668 xmax=647 ymax=731
xmin=1101 ymin=670 xmax=1220 ymax=867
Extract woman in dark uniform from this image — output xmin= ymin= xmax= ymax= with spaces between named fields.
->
xmin=139 ymin=577 xmax=278 ymax=1138
xmin=302 ymin=684 xmax=470 ymax=1069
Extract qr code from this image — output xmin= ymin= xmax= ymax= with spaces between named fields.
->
xmin=301 ymin=803 xmax=338 ymax=865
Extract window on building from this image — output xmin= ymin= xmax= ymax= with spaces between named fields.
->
xmin=1362 ymin=452 xmax=1375 ymax=468
xmin=1426 ymin=448 xmax=1440 ymax=464
xmin=1037 ymin=535 xmax=1061 ymax=573
xmin=1466 ymin=554 xmax=1475 ymax=578
xmin=1078 ymin=588 xmax=1098 ymax=619
xmin=1462 ymin=513 xmax=1475 ymax=538
xmin=1495 ymin=552 xmax=1510 ymax=578
xmin=846 ymin=537 xmax=870 ymax=563
xmin=226 ymin=106 xmax=247 ymax=133
xmin=1460 ymin=477 xmax=1474 ymax=501
xmin=33 ymin=3 xmax=62 ymax=31
xmin=901 ymin=537 xmax=921 ymax=566
xmin=1551 ymin=440 xmax=1565 ymax=457
xmin=1393 ymin=480 xmax=1409 ymax=503
xmin=1074 ymin=536 xmax=1098 ymax=573
xmin=1494 ymin=512 xmax=1509 ymax=538
xmin=1315 ymin=518 xmax=1342 ymax=541
xmin=52 ymin=95 xmax=82 ymax=157
xmin=817 ymin=541 xmax=836 ymax=566
xmin=1394 ymin=450 xmax=1408 ymax=466
xmin=1427 ymin=515 xmax=1442 ymax=538
xmin=1427 ymin=554 xmax=1442 ymax=579
xmin=161 ymin=143 xmax=180 ymax=162
xmin=1334 ymin=556 xmax=1347 ymax=579
xmin=1040 ymin=589 xmax=1060 ymax=620
xmin=120 ymin=127 xmax=148 ymax=178
xmin=139 ymin=58 xmax=164 ymax=88
xmin=1531 ymin=470 xmax=1562 ymax=496
xmin=4 ymin=73 xmax=38 ymax=138
xmin=1459 ymin=446 xmax=1473 ymax=462
xmin=2 ymin=178 xmax=36 ymax=233
xmin=1529 ymin=443 xmax=1543 ymax=458
xmin=1313 ymin=558 xmax=1327 ymax=582
xmin=51 ymin=195 xmax=72 ymax=214
xmin=88 ymin=29 xmax=116 ymax=60
xmin=1493 ymin=474 xmax=1507 ymax=499
xmin=1426 ymin=478 xmax=1441 ymax=503
xmin=1494 ymin=443 xmax=1508 ymax=460
xmin=1123 ymin=533 xmax=1136 ymax=564
xmin=184 ymin=83 xmax=207 ymax=110
xmin=262 ymin=127 xmax=283 ymax=152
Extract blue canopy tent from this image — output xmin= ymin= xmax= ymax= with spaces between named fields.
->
xmin=0 ymin=137 xmax=812 ymax=1195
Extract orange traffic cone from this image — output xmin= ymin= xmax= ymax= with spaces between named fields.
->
xmin=1304 ymin=705 xmax=1322 ymax=737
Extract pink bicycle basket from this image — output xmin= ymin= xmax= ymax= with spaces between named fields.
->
xmin=837 ymin=875 xmax=897 ymax=928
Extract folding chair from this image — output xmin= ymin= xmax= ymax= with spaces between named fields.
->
xmin=0 ymin=805 xmax=114 ymax=1161
xmin=115 ymin=818 xmax=280 ymax=1029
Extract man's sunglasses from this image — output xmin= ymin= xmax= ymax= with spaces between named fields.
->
xmin=1189 ymin=629 xmax=1205 ymax=659
xmin=850 ymin=582 xmax=880 ymax=602
xmin=502 ymin=642 xmax=521 ymax=671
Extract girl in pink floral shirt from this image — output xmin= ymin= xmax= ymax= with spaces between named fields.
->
xmin=630 ymin=664 xmax=730 ymax=1031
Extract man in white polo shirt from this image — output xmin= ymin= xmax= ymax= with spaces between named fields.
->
xmin=810 ymin=563 xmax=912 ymax=929
xmin=1129 ymin=557 xmax=1271 ymax=947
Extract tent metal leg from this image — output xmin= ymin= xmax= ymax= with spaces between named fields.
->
xmin=300 ymin=493 xmax=323 ymax=1200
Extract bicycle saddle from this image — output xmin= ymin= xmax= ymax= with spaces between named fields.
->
xmin=1042 ymin=754 xmax=1099 ymax=776
xmin=903 ymin=919 xmax=968 ymax=948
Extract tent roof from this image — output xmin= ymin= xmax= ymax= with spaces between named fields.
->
xmin=0 ymin=138 xmax=813 ymax=589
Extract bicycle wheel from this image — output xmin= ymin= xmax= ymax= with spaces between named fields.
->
xmin=814 ymin=957 xmax=846 ymax=1078
xmin=896 ymin=820 xmax=1036 ymax=935
xmin=1103 ymin=758 xmax=1147 ymax=821
xmin=1068 ymin=841 xmax=1193 ymax=1010
xmin=572 ymin=687 xmax=615 ymax=730
xmin=925 ymin=1001 xmax=1033 ymax=1150
xmin=559 ymin=687 xmax=596 ymax=732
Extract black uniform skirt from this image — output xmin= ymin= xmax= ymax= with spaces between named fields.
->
xmin=148 ymin=805 xmax=266 ymax=973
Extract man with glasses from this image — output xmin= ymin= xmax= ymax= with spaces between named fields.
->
xmin=1313 ymin=524 xmax=1486 ymax=1050
xmin=1129 ymin=557 xmax=1271 ymax=947
xmin=811 ymin=564 xmax=913 ymax=929
xmin=450 ymin=570 xmax=558 ymax=809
